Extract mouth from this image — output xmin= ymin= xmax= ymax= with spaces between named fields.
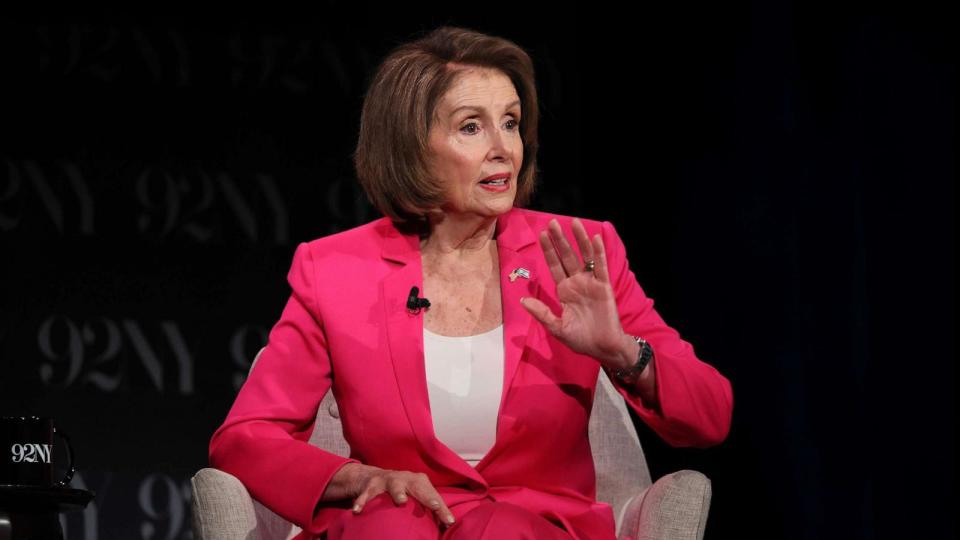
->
xmin=478 ymin=174 xmax=511 ymax=192
xmin=478 ymin=173 xmax=511 ymax=190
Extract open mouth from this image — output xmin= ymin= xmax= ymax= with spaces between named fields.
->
xmin=478 ymin=176 xmax=510 ymax=191
xmin=479 ymin=178 xmax=508 ymax=186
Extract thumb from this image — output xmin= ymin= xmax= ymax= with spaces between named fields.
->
xmin=520 ymin=297 xmax=561 ymax=336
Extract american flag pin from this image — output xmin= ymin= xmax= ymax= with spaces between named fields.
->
xmin=509 ymin=267 xmax=531 ymax=282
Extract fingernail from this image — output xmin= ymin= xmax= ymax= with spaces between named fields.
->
xmin=446 ymin=515 xmax=456 ymax=525
xmin=398 ymin=494 xmax=406 ymax=501
xmin=353 ymin=504 xmax=361 ymax=512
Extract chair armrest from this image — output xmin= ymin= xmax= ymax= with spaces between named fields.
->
xmin=617 ymin=469 xmax=712 ymax=540
xmin=191 ymin=467 xmax=260 ymax=540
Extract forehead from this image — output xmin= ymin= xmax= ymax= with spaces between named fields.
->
xmin=439 ymin=67 xmax=520 ymax=110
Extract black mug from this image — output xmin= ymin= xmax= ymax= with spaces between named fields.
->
xmin=0 ymin=416 xmax=75 ymax=488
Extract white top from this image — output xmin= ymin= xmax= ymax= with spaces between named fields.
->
xmin=423 ymin=324 xmax=504 ymax=467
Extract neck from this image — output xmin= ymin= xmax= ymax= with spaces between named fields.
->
xmin=420 ymin=211 xmax=499 ymax=257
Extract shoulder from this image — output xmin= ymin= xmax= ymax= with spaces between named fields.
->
xmin=284 ymin=216 xmax=399 ymax=288
xmin=510 ymin=207 xmax=621 ymax=241
xmin=285 ymin=217 xmax=396 ymax=303
xmin=298 ymin=216 xmax=395 ymax=257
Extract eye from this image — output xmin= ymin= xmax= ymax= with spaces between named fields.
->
xmin=505 ymin=118 xmax=520 ymax=130
xmin=460 ymin=121 xmax=480 ymax=135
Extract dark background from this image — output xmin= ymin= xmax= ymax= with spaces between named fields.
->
xmin=0 ymin=2 xmax=953 ymax=538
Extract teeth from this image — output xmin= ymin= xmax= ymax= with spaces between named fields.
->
xmin=484 ymin=178 xmax=506 ymax=185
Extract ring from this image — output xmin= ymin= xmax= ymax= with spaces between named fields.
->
xmin=584 ymin=260 xmax=596 ymax=273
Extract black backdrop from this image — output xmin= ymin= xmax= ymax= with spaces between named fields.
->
xmin=0 ymin=3 xmax=953 ymax=538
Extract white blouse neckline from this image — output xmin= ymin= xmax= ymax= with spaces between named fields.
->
xmin=423 ymin=323 xmax=504 ymax=342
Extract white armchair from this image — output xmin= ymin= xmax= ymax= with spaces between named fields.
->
xmin=192 ymin=349 xmax=712 ymax=539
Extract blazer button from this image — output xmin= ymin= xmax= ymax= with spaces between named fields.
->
xmin=328 ymin=403 xmax=340 ymax=419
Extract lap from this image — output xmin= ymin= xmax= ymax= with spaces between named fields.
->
xmin=325 ymin=492 xmax=441 ymax=540
xmin=444 ymin=501 xmax=573 ymax=540
xmin=324 ymin=492 xmax=572 ymax=540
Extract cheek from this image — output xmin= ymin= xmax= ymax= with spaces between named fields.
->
xmin=512 ymin=138 xmax=524 ymax=161
xmin=447 ymin=149 xmax=476 ymax=173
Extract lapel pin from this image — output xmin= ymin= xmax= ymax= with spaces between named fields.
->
xmin=509 ymin=267 xmax=531 ymax=282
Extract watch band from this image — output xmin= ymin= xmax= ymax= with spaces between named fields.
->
xmin=610 ymin=335 xmax=654 ymax=380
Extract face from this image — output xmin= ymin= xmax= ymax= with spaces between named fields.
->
xmin=426 ymin=67 xmax=523 ymax=219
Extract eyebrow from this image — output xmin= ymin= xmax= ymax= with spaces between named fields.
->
xmin=450 ymin=100 xmax=522 ymax=117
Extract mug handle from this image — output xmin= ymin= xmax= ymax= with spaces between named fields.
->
xmin=53 ymin=426 xmax=76 ymax=488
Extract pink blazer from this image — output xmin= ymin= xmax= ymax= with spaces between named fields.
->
xmin=208 ymin=206 xmax=733 ymax=540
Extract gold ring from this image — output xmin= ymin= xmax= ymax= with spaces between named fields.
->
xmin=584 ymin=260 xmax=596 ymax=273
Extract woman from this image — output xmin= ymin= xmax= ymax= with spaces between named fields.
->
xmin=208 ymin=26 xmax=733 ymax=540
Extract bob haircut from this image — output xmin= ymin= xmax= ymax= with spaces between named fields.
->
xmin=353 ymin=26 xmax=540 ymax=235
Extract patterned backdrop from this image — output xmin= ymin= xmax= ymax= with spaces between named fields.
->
xmin=0 ymin=10 xmax=593 ymax=539
xmin=1 ymin=5 xmax=953 ymax=539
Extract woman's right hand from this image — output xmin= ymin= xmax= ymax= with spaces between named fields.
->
xmin=325 ymin=462 xmax=456 ymax=527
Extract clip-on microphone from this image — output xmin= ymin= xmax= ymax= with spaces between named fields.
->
xmin=406 ymin=286 xmax=431 ymax=313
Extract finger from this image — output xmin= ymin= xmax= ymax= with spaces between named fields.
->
xmin=389 ymin=484 xmax=409 ymax=506
xmin=520 ymin=296 xmax=562 ymax=336
xmin=352 ymin=486 xmax=377 ymax=513
xmin=539 ymin=230 xmax=567 ymax=284
xmin=571 ymin=218 xmax=595 ymax=271
xmin=409 ymin=477 xmax=456 ymax=527
xmin=592 ymin=233 xmax=611 ymax=284
xmin=352 ymin=474 xmax=385 ymax=512
xmin=385 ymin=475 xmax=418 ymax=506
xmin=548 ymin=219 xmax=581 ymax=277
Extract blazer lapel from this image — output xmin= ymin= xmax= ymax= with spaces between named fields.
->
xmin=379 ymin=209 xmax=542 ymax=484
xmin=476 ymin=210 xmax=540 ymax=470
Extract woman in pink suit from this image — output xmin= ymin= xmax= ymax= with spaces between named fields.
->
xmin=208 ymin=26 xmax=733 ymax=540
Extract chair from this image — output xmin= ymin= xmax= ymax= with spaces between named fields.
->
xmin=192 ymin=348 xmax=712 ymax=539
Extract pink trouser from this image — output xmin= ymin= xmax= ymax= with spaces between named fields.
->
xmin=325 ymin=492 xmax=574 ymax=539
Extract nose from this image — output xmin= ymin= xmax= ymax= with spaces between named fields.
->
xmin=486 ymin=125 xmax=511 ymax=162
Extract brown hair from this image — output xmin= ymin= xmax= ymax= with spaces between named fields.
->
xmin=352 ymin=26 xmax=540 ymax=234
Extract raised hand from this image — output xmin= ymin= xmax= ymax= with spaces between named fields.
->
xmin=519 ymin=218 xmax=633 ymax=369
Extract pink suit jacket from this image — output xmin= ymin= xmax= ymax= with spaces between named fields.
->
xmin=208 ymin=206 xmax=734 ymax=540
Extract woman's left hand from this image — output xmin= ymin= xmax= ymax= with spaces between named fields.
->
xmin=520 ymin=218 xmax=634 ymax=370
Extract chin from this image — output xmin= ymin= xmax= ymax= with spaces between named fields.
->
xmin=489 ymin=199 xmax=517 ymax=216
xmin=448 ymin=193 xmax=517 ymax=218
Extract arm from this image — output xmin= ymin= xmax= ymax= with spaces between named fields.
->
xmin=208 ymin=242 xmax=361 ymax=531
xmin=600 ymin=220 xmax=734 ymax=448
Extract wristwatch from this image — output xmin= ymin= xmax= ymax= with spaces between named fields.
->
xmin=610 ymin=335 xmax=654 ymax=381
